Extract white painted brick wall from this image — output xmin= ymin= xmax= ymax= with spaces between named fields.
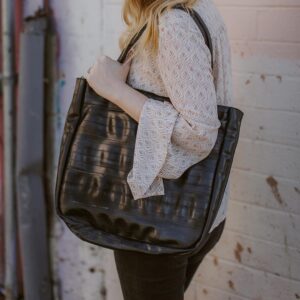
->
xmin=204 ymin=1 xmax=300 ymax=299
xmin=24 ymin=0 xmax=300 ymax=299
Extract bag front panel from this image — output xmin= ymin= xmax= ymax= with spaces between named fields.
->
xmin=55 ymin=79 xmax=243 ymax=254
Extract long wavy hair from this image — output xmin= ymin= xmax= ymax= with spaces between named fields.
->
xmin=119 ymin=0 xmax=197 ymax=58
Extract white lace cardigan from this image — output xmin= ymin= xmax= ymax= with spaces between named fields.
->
xmin=124 ymin=0 xmax=233 ymax=233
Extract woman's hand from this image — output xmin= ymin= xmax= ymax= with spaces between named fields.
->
xmin=85 ymin=54 xmax=133 ymax=103
xmin=84 ymin=52 xmax=148 ymax=123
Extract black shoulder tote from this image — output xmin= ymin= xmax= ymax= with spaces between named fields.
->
xmin=54 ymin=4 xmax=244 ymax=255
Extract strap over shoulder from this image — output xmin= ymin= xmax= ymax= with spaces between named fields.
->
xmin=117 ymin=3 xmax=214 ymax=70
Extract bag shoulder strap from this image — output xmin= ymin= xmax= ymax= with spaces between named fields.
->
xmin=117 ymin=4 xmax=214 ymax=70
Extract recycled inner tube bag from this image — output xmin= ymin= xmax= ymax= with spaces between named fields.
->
xmin=54 ymin=5 xmax=244 ymax=255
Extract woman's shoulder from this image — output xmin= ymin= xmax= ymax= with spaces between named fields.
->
xmin=158 ymin=5 xmax=198 ymax=32
xmin=158 ymin=0 xmax=227 ymax=37
xmin=157 ymin=5 xmax=206 ymax=47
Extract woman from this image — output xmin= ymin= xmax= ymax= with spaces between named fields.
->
xmin=85 ymin=0 xmax=232 ymax=299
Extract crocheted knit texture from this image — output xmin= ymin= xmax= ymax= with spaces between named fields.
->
xmin=125 ymin=0 xmax=233 ymax=233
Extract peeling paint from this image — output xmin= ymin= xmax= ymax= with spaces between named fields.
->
xmin=100 ymin=269 xmax=107 ymax=300
xmin=228 ymin=280 xmax=235 ymax=290
xmin=234 ymin=242 xmax=244 ymax=263
xmin=266 ymin=176 xmax=284 ymax=205
xmin=100 ymin=286 xmax=107 ymax=299
xmin=213 ymin=256 xmax=219 ymax=266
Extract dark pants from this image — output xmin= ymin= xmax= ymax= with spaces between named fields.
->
xmin=113 ymin=219 xmax=226 ymax=300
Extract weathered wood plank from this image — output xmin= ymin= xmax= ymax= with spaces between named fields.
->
xmin=196 ymin=256 xmax=300 ymax=300
xmin=233 ymin=72 xmax=300 ymax=113
xmin=237 ymin=105 xmax=300 ymax=147
xmin=226 ymin=201 xmax=300 ymax=248
xmin=208 ymin=229 xmax=300 ymax=280
xmin=186 ymin=281 xmax=251 ymax=300
xmin=233 ymin=139 xmax=300 ymax=181
xmin=230 ymin=169 xmax=300 ymax=214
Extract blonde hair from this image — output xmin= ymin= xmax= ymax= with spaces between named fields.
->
xmin=119 ymin=0 xmax=197 ymax=58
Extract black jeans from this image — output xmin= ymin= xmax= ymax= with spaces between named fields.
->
xmin=113 ymin=219 xmax=226 ymax=300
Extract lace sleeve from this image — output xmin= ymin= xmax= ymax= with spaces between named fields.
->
xmin=126 ymin=8 xmax=221 ymax=200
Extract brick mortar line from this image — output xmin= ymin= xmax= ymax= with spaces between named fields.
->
xmin=230 ymin=198 xmax=300 ymax=217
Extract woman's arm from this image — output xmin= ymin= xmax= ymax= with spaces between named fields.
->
xmin=126 ymin=8 xmax=221 ymax=199
xmin=85 ymin=54 xmax=148 ymax=123
xmin=86 ymin=8 xmax=221 ymax=200
xmin=110 ymin=82 xmax=148 ymax=123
